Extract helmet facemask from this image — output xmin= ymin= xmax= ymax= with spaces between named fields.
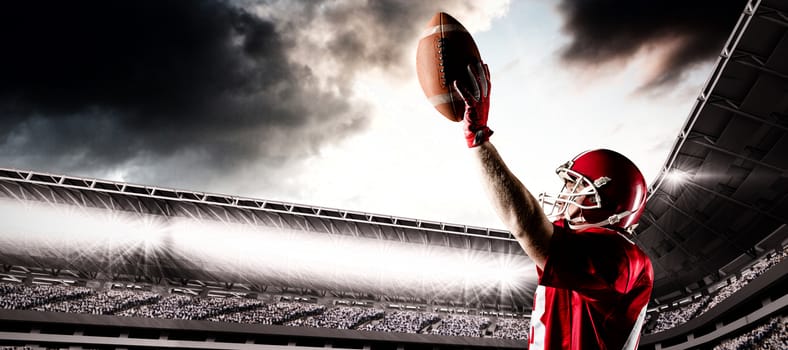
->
xmin=538 ymin=161 xmax=611 ymax=229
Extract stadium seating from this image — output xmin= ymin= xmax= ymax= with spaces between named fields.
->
xmin=425 ymin=314 xmax=491 ymax=337
xmin=490 ymin=317 xmax=531 ymax=340
xmin=207 ymin=301 xmax=325 ymax=325
xmin=712 ymin=316 xmax=787 ymax=350
xmin=0 ymin=283 xmax=91 ymax=310
xmin=645 ymin=246 xmax=787 ymax=334
xmin=356 ymin=310 xmax=440 ymax=334
xmin=285 ymin=305 xmax=384 ymax=329
xmin=33 ymin=289 xmax=160 ymax=315
xmin=0 ymin=245 xmax=784 ymax=343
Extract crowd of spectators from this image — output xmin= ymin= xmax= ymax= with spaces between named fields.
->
xmin=117 ymin=293 xmax=263 ymax=320
xmin=285 ymin=306 xmax=384 ymax=329
xmin=1 ymin=245 xmax=781 ymax=344
xmin=647 ymin=295 xmax=710 ymax=334
xmin=700 ymin=248 xmax=787 ymax=316
xmin=0 ymin=283 xmax=25 ymax=296
xmin=207 ymin=301 xmax=325 ymax=325
xmin=0 ymin=283 xmax=92 ymax=310
xmin=646 ymin=246 xmax=786 ymax=334
xmin=357 ymin=310 xmax=440 ymax=334
xmin=712 ymin=316 xmax=787 ymax=350
xmin=33 ymin=289 xmax=160 ymax=315
xmin=425 ymin=315 xmax=491 ymax=337
xmin=490 ymin=317 xmax=530 ymax=340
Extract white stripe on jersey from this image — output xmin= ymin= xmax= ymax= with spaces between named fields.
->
xmin=530 ymin=285 xmax=547 ymax=350
xmin=621 ymin=305 xmax=647 ymax=350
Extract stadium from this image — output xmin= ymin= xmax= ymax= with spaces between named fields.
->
xmin=1 ymin=0 xmax=787 ymax=349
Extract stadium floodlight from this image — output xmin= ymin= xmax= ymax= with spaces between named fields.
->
xmin=0 ymin=199 xmax=168 ymax=269
xmin=665 ymin=169 xmax=688 ymax=184
xmin=0 ymin=198 xmax=536 ymax=299
xmin=167 ymin=217 xmax=536 ymax=297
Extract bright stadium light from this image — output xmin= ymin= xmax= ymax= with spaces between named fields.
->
xmin=166 ymin=216 xmax=535 ymax=296
xmin=0 ymin=197 xmax=537 ymax=299
xmin=665 ymin=169 xmax=688 ymax=184
xmin=0 ymin=199 xmax=168 ymax=267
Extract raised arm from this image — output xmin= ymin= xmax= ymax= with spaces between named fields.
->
xmin=454 ymin=63 xmax=553 ymax=269
xmin=471 ymin=142 xmax=553 ymax=268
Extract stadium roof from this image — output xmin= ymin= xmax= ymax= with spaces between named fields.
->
xmin=0 ymin=167 xmax=518 ymax=251
xmin=636 ymin=0 xmax=788 ymax=302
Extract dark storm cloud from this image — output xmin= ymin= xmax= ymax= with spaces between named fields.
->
xmin=0 ymin=0 xmax=486 ymax=190
xmin=0 ymin=0 xmax=361 ymax=184
xmin=273 ymin=0 xmax=472 ymax=91
xmin=557 ymin=0 xmax=748 ymax=88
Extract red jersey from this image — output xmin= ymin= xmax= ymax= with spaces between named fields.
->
xmin=529 ymin=220 xmax=653 ymax=350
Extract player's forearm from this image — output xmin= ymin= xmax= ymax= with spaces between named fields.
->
xmin=472 ymin=142 xmax=552 ymax=268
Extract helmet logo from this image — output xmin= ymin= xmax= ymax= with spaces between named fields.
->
xmin=594 ymin=176 xmax=611 ymax=187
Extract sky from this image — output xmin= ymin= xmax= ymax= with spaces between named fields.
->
xmin=0 ymin=0 xmax=749 ymax=229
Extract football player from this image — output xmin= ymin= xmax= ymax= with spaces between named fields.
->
xmin=452 ymin=63 xmax=653 ymax=350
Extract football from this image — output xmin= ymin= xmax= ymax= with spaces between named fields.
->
xmin=416 ymin=12 xmax=483 ymax=122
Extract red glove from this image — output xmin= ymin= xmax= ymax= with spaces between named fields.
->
xmin=453 ymin=62 xmax=492 ymax=148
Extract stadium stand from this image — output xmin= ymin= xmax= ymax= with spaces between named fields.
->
xmin=2 ymin=283 xmax=510 ymax=338
xmin=490 ymin=317 xmax=531 ymax=340
xmin=712 ymin=316 xmax=787 ymax=350
xmin=645 ymin=246 xmax=787 ymax=334
xmin=0 ymin=242 xmax=782 ymax=345
xmin=285 ymin=305 xmax=384 ymax=329
xmin=648 ymin=295 xmax=711 ymax=334
xmin=33 ymin=289 xmax=160 ymax=315
xmin=356 ymin=310 xmax=441 ymax=334
xmin=0 ymin=283 xmax=92 ymax=310
xmin=0 ymin=243 xmax=782 ymax=342
xmin=207 ymin=301 xmax=326 ymax=325
xmin=117 ymin=293 xmax=265 ymax=320
xmin=699 ymin=247 xmax=788 ymax=316
xmin=424 ymin=314 xmax=491 ymax=337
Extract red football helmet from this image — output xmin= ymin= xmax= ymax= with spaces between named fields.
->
xmin=538 ymin=149 xmax=647 ymax=233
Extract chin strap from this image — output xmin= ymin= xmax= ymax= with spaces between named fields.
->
xmin=565 ymin=210 xmax=633 ymax=231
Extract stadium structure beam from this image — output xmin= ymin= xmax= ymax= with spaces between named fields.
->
xmin=245 ymin=209 xmax=259 ymax=225
xmin=349 ymin=220 xmax=360 ymax=238
xmin=394 ymin=225 xmax=406 ymax=242
xmin=0 ymin=168 xmax=519 ymax=247
xmin=205 ymin=205 xmax=226 ymax=223
xmin=686 ymin=133 xmax=786 ymax=175
xmin=729 ymin=51 xmax=788 ymax=80
xmin=0 ymin=182 xmax=22 ymax=201
xmin=178 ymin=203 xmax=201 ymax=221
xmin=122 ymin=195 xmax=143 ymax=215
xmin=707 ymin=94 xmax=788 ymax=133
xmin=653 ymin=191 xmax=752 ymax=257
xmin=255 ymin=211 xmax=279 ymax=229
xmin=315 ymin=216 xmax=332 ymax=234
xmin=640 ymin=210 xmax=703 ymax=265
xmin=61 ymin=190 xmax=81 ymax=207
xmin=30 ymin=186 xmax=54 ymax=207
xmin=97 ymin=194 xmax=113 ymax=211
xmin=756 ymin=4 xmax=788 ymax=27
xmin=293 ymin=213 xmax=308 ymax=232
xmin=641 ymin=208 xmax=731 ymax=290
xmin=673 ymin=171 xmax=787 ymax=223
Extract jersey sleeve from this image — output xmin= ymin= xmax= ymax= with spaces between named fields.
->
xmin=538 ymin=223 xmax=646 ymax=301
